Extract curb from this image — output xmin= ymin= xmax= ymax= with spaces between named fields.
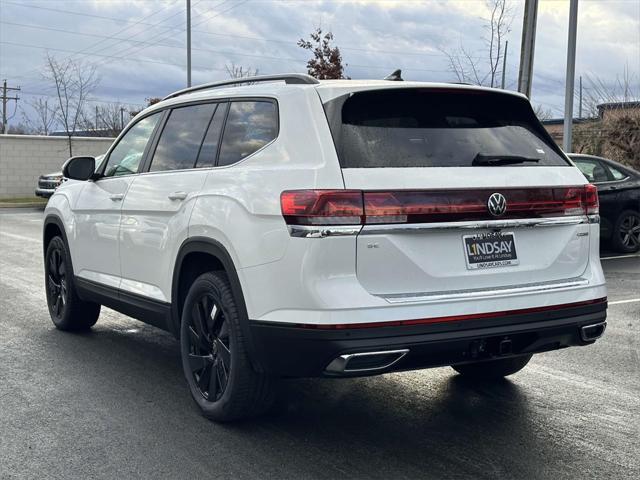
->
xmin=0 ymin=202 xmax=47 ymax=208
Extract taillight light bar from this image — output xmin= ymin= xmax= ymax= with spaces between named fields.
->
xmin=281 ymin=185 xmax=599 ymax=226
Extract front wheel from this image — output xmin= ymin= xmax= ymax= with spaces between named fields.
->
xmin=452 ymin=354 xmax=533 ymax=380
xmin=45 ymin=236 xmax=100 ymax=331
xmin=611 ymin=210 xmax=640 ymax=253
xmin=180 ymin=271 xmax=274 ymax=422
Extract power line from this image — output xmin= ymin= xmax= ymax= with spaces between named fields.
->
xmin=2 ymin=0 xmax=485 ymax=61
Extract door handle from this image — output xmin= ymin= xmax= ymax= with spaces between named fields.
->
xmin=109 ymin=193 xmax=124 ymax=201
xmin=168 ymin=191 xmax=188 ymax=201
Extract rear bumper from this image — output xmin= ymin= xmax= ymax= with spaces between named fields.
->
xmin=249 ymin=299 xmax=607 ymax=377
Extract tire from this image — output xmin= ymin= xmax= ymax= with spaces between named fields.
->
xmin=45 ymin=236 xmax=101 ymax=331
xmin=180 ymin=271 xmax=275 ymax=422
xmin=452 ymin=354 xmax=532 ymax=380
xmin=611 ymin=210 xmax=640 ymax=253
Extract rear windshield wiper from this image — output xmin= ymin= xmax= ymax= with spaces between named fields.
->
xmin=472 ymin=154 xmax=541 ymax=166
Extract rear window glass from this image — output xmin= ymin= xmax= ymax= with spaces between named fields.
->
xmin=334 ymin=90 xmax=568 ymax=168
xmin=218 ymin=101 xmax=278 ymax=167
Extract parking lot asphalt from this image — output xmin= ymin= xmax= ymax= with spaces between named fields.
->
xmin=0 ymin=208 xmax=638 ymax=480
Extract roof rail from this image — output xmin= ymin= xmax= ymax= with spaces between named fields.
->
xmin=163 ymin=73 xmax=320 ymax=100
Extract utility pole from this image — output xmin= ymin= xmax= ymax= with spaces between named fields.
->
xmin=501 ymin=40 xmax=509 ymax=89
xmin=518 ymin=0 xmax=539 ymax=97
xmin=95 ymin=105 xmax=99 ymax=131
xmin=186 ymin=0 xmax=192 ymax=87
xmin=563 ymin=0 xmax=579 ymax=152
xmin=1 ymin=79 xmax=21 ymax=134
xmin=579 ymin=75 xmax=583 ymax=118
xmin=120 ymin=107 xmax=125 ymax=131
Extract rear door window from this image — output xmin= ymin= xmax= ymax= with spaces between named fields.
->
xmin=149 ymin=103 xmax=216 ymax=172
xmin=218 ymin=101 xmax=278 ymax=167
xmin=333 ymin=89 xmax=568 ymax=168
xmin=607 ymin=165 xmax=629 ymax=181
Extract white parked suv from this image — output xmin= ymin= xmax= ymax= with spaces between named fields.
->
xmin=43 ymin=74 xmax=608 ymax=421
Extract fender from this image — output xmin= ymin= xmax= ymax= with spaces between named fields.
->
xmin=43 ymin=214 xmax=70 ymax=258
xmin=171 ymin=237 xmax=263 ymax=371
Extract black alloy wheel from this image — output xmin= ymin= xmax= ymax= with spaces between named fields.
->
xmin=180 ymin=271 xmax=275 ymax=422
xmin=44 ymin=236 xmax=101 ymax=331
xmin=46 ymin=243 xmax=68 ymax=319
xmin=185 ymin=293 xmax=231 ymax=402
xmin=613 ymin=210 xmax=640 ymax=253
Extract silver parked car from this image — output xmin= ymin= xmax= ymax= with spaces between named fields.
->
xmin=35 ymin=155 xmax=105 ymax=198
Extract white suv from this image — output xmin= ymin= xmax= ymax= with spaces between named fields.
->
xmin=43 ymin=74 xmax=607 ymax=421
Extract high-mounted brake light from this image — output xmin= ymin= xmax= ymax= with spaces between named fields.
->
xmin=281 ymin=185 xmax=599 ymax=226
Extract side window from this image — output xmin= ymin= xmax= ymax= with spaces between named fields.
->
xmin=575 ymin=158 xmax=610 ymax=183
xmin=607 ymin=165 xmax=628 ymax=181
xmin=103 ymin=113 xmax=160 ymax=177
xmin=149 ymin=103 xmax=216 ymax=172
xmin=195 ymin=103 xmax=227 ymax=168
xmin=575 ymin=159 xmax=597 ymax=182
xmin=218 ymin=101 xmax=278 ymax=167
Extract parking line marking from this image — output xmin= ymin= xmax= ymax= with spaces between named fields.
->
xmin=601 ymin=254 xmax=640 ymax=260
xmin=0 ymin=231 xmax=41 ymax=244
xmin=609 ymin=298 xmax=640 ymax=305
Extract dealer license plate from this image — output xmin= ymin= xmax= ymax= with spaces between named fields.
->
xmin=463 ymin=232 xmax=519 ymax=270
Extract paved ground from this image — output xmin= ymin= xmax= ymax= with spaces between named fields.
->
xmin=1 ymin=208 xmax=638 ymax=480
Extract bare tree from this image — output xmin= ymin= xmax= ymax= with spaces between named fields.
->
xmin=21 ymin=97 xmax=59 ymax=135
xmin=444 ymin=0 xmax=514 ymax=87
xmin=576 ymin=69 xmax=640 ymax=168
xmin=225 ymin=63 xmax=259 ymax=79
xmin=80 ymin=102 xmax=136 ymax=137
xmin=582 ymin=69 xmax=638 ymax=117
xmin=533 ymin=104 xmax=553 ymax=121
xmin=44 ymin=54 xmax=99 ymax=156
xmin=298 ymin=28 xmax=348 ymax=80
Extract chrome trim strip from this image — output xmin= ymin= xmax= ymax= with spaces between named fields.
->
xmin=379 ymin=277 xmax=590 ymax=304
xmin=287 ymin=224 xmax=362 ymax=238
xmin=325 ymin=349 xmax=410 ymax=374
xmin=360 ymin=215 xmax=589 ymax=234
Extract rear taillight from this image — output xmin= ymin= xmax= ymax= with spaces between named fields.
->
xmin=281 ymin=185 xmax=599 ymax=226
xmin=280 ymin=190 xmax=364 ymax=225
xmin=583 ymin=184 xmax=599 ymax=215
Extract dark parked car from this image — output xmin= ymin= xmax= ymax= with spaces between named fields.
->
xmin=569 ymin=154 xmax=640 ymax=253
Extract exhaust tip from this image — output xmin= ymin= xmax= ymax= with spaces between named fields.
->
xmin=580 ymin=322 xmax=607 ymax=342
xmin=325 ymin=349 xmax=409 ymax=374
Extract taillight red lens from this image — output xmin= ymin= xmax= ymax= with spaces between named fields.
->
xmin=280 ymin=190 xmax=364 ymax=225
xmin=583 ymin=184 xmax=599 ymax=215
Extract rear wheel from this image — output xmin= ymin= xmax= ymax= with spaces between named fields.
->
xmin=180 ymin=271 xmax=274 ymax=422
xmin=45 ymin=236 xmax=100 ymax=331
xmin=611 ymin=210 xmax=640 ymax=253
xmin=452 ymin=354 xmax=532 ymax=379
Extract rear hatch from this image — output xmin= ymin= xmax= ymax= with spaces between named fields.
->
xmin=322 ymin=87 xmax=596 ymax=298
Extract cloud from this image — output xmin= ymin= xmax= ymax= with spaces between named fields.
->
xmin=0 ymin=0 xmax=637 ymax=124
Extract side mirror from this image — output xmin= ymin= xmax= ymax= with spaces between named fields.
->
xmin=62 ymin=156 xmax=96 ymax=181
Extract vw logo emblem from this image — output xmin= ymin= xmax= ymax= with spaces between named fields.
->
xmin=487 ymin=192 xmax=507 ymax=217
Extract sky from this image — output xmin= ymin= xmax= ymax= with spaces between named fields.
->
xmin=0 ymin=0 xmax=639 ymax=128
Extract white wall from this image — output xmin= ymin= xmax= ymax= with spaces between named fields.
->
xmin=0 ymin=134 xmax=114 ymax=199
